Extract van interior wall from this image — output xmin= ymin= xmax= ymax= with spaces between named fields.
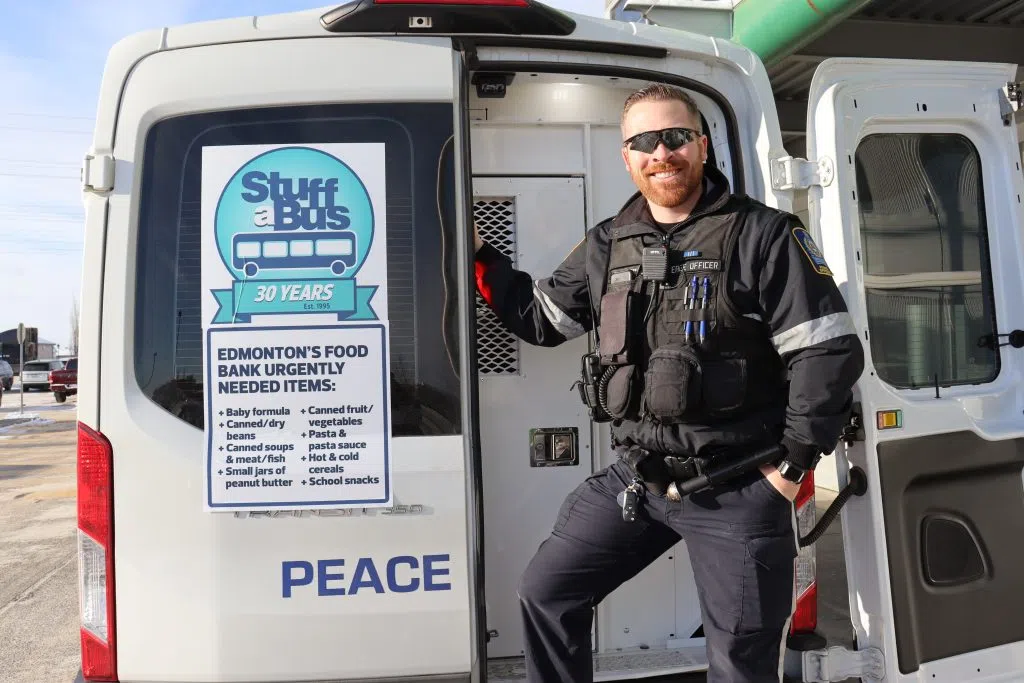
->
xmin=469 ymin=72 xmax=646 ymax=236
xmin=468 ymin=71 xmax=736 ymax=478
xmin=468 ymin=72 xmax=735 ymax=233
xmin=468 ymin=72 xmax=735 ymax=654
xmin=467 ymin=72 xmax=843 ymax=495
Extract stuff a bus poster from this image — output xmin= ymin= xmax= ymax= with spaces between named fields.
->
xmin=199 ymin=143 xmax=392 ymax=512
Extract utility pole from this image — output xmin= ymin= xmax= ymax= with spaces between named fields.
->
xmin=17 ymin=322 xmax=25 ymax=414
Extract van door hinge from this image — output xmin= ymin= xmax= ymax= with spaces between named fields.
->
xmin=82 ymin=153 xmax=114 ymax=193
xmin=803 ymin=646 xmax=884 ymax=682
xmin=1001 ymin=82 xmax=1022 ymax=125
xmin=770 ymin=156 xmax=834 ymax=191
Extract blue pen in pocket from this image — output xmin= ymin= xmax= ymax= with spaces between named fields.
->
xmin=698 ymin=276 xmax=710 ymax=343
xmin=687 ymin=276 xmax=699 ymax=342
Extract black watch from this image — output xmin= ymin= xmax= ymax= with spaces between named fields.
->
xmin=777 ymin=458 xmax=817 ymax=484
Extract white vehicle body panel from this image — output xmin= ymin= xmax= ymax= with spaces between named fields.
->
xmin=75 ymin=2 xmax=1024 ymax=681
xmin=97 ymin=34 xmax=473 ymax=681
xmin=807 ymin=57 xmax=1024 ymax=682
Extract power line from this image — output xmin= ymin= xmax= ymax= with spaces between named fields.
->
xmin=0 ymin=206 xmax=83 ymax=214
xmin=0 ymin=172 xmax=79 ymax=179
xmin=0 ymin=218 xmax=84 ymax=225
xmin=0 ymin=241 xmax=84 ymax=249
xmin=2 ymin=248 xmax=82 ymax=255
xmin=0 ymin=222 xmax=85 ymax=231
xmin=0 ymin=202 xmax=85 ymax=210
xmin=0 ymin=112 xmax=94 ymax=121
xmin=0 ymin=124 xmax=91 ymax=135
xmin=0 ymin=217 xmax=84 ymax=224
xmin=0 ymin=210 xmax=84 ymax=218
xmin=1 ymin=236 xmax=84 ymax=243
xmin=0 ymin=158 xmax=79 ymax=167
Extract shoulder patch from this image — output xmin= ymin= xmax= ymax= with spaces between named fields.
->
xmin=791 ymin=227 xmax=833 ymax=277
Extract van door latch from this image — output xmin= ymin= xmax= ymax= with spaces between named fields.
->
xmin=803 ymin=646 xmax=884 ymax=682
xmin=82 ymin=153 xmax=115 ymax=193
xmin=770 ymin=156 xmax=834 ymax=191
xmin=840 ymin=404 xmax=864 ymax=446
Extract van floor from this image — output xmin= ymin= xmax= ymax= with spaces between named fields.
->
xmin=488 ymin=644 xmax=709 ymax=681
xmin=487 ymin=488 xmax=856 ymax=683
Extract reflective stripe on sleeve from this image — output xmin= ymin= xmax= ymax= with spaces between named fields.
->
xmin=533 ymin=281 xmax=586 ymax=340
xmin=772 ymin=312 xmax=857 ymax=354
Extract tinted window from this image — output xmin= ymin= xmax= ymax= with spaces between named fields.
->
xmin=24 ymin=362 xmax=50 ymax=371
xmin=855 ymin=133 xmax=999 ymax=388
xmin=134 ymin=104 xmax=461 ymax=435
xmin=65 ymin=359 xmax=77 ymax=371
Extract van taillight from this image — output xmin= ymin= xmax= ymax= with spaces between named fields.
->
xmin=77 ymin=422 xmax=117 ymax=682
xmin=791 ymin=472 xmax=817 ymax=634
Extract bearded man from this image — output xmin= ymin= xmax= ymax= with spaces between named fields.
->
xmin=473 ymin=83 xmax=865 ymax=683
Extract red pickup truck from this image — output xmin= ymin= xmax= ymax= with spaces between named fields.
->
xmin=49 ymin=357 xmax=77 ymax=403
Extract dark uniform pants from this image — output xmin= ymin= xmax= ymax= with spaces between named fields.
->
xmin=517 ymin=457 xmax=799 ymax=683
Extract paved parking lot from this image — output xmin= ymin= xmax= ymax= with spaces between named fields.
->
xmin=0 ymin=384 xmax=80 ymax=683
xmin=0 ymin=382 xmax=854 ymax=683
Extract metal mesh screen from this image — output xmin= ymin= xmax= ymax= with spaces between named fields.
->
xmin=474 ymin=197 xmax=520 ymax=375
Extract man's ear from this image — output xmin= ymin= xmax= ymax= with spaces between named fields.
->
xmin=621 ymin=145 xmax=630 ymax=172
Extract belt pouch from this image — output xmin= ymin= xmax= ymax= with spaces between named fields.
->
xmin=642 ymin=342 xmax=703 ymax=423
xmin=598 ymin=289 xmax=633 ymax=365
xmin=604 ymin=365 xmax=640 ymax=419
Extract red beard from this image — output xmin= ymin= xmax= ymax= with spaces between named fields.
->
xmin=631 ymin=161 xmax=703 ymax=209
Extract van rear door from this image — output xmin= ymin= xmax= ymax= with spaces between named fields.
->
xmin=805 ymin=58 xmax=1024 ymax=681
xmin=91 ymin=28 xmax=479 ymax=682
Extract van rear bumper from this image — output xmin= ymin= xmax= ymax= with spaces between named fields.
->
xmin=74 ymin=670 xmax=470 ymax=683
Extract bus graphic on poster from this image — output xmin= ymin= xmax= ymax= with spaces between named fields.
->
xmin=233 ymin=229 xmax=358 ymax=278
xmin=205 ymin=145 xmax=380 ymax=323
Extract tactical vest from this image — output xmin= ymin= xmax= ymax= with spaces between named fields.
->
xmin=591 ymin=200 xmax=786 ymax=427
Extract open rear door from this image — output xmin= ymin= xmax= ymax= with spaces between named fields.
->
xmin=94 ymin=30 xmax=483 ymax=682
xmin=805 ymin=58 xmax=1024 ymax=681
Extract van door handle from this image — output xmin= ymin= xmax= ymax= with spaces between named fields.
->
xmin=977 ymin=329 xmax=1024 ymax=350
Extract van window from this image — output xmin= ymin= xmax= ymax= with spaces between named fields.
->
xmin=854 ymin=133 xmax=999 ymax=389
xmin=134 ymin=103 xmax=461 ymax=436
xmin=24 ymin=361 xmax=51 ymax=372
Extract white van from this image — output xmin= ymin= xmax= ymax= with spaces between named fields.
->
xmin=21 ymin=358 xmax=63 ymax=391
xmin=74 ymin=2 xmax=1024 ymax=682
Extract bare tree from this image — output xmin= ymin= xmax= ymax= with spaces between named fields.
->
xmin=70 ymin=296 xmax=80 ymax=355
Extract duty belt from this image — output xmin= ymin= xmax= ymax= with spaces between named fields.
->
xmin=620 ymin=445 xmax=708 ymax=498
xmin=662 ymin=454 xmax=705 ymax=483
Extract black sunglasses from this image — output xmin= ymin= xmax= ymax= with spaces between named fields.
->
xmin=622 ymin=127 xmax=701 ymax=154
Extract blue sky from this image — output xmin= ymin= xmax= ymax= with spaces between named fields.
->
xmin=0 ymin=0 xmax=605 ymax=354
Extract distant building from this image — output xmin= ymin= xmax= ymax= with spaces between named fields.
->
xmin=37 ymin=338 xmax=57 ymax=360
xmin=0 ymin=328 xmax=57 ymax=372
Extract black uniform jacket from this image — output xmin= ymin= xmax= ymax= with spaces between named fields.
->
xmin=474 ymin=166 xmax=865 ymax=468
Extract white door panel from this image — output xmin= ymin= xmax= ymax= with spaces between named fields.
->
xmin=102 ymin=35 xmax=473 ymax=681
xmin=473 ymin=176 xmax=593 ymax=659
xmin=807 ymin=57 xmax=1024 ymax=682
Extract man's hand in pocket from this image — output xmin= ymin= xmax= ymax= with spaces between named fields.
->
xmin=758 ymin=463 xmax=801 ymax=502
